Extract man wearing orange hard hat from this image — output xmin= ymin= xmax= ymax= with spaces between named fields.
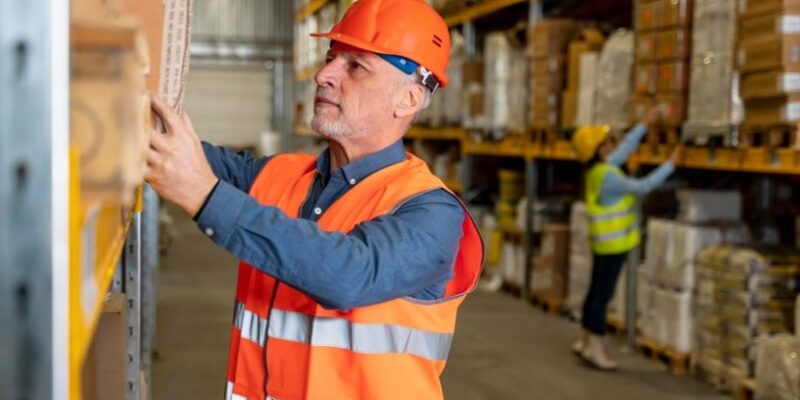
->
xmin=145 ymin=0 xmax=483 ymax=399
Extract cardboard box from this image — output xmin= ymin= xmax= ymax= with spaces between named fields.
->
xmin=463 ymin=60 xmax=484 ymax=83
xmin=531 ymin=108 xmax=560 ymax=130
xmin=657 ymin=27 xmax=691 ymax=61
xmin=566 ymin=28 xmax=605 ymax=90
xmin=82 ymin=294 xmax=127 ymax=400
xmin=744 ymin=94 xmax=800 ymax=124
xmin=739 ymin=12 xmax=800 ymax=45
xmin=118 ymin=0 xmax=166 ymax=93
xmin=660 ymin=0 xmax=692 ymax=28
xmin=637 ymin=0 xmax=661 ymax=32
xmin=529 ymin=19 xmax=577 ymax=59
xmin=542 ymin=224 xmax=571 ymax=265
xmin=531 ymin=56 xmax=567 ymax=78
xmin=741 ymin=70 xmax=800 ymax=99
xmin=530 ymin=256 xmax=568 ymax=301
xmin=740 ymin=0 xmax=800 ymax=19
xmin=637 ymin=32 xmax=658 ymax=62
xmin=658 ymin=61 xmax=689 ymax=93
xmin=656 ymin=94 xmax=688 ymax=125
xmin=562 ymin=90 xmax=579 ymax=128
xmin=636 ymin=63 xmax=658 ymax=95
xmin=631 ymin=95 xmax=656 ymax=124
xmin=738 ymin=35 xmax=800 ymax=73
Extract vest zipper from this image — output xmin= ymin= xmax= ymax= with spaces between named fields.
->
xmin=262 ymin=281 xmax=280 ymax=397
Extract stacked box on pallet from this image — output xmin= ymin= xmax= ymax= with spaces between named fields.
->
xmin=754 ymin=335 xmax=800 ymax=399
xmin=531 ymin=224 xmax=571 ymax=305
xmin=561 ymin=28 xmax=605 ymax=128
xmin=566 ymin=202 xmax=591 ymax=318
xmin=528 ymin=19 xmax=576 ymax=132
xmin=739 ymin=0 xmax=800 ymax=126
xmin=683 ymin=0 xmax=740 ymax=143
xmin=594 ymin=29 xmax=636 ymax=131
xmin=695 ymin=247 xmax=799 ymax=391
xmin=419 ymin=29 xmax=465 ymax=127
xmin=483 ymin=32 xmax=527 ymax=138
xmin=633 ymin=0 xmax=693 ymax=128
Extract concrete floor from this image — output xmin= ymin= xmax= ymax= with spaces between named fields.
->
xmin=153 ymin=209 xmax=727 ymax=399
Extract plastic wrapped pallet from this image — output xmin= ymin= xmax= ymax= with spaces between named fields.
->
xmin=663 ymin=288 xmax=694 ymax=353
xmin=443 ymin=30 xmax=464 ymax=125
xmin=677 ymin=189 xmax=742 ymax=223
xmin=684 ymin=0 xmax=739 ymax=139
xmin=575 ymin=52 xmax=599 ymax=126
xmin=754 ymin=335 xmax=800 ymax=400
xmin=594 ymin=30 xmax=634 ymax=130
xmin=484 ymin=32 xmax=527 ymax=136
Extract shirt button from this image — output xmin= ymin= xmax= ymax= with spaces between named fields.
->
xmin=313 ymin=207 xmax=322 ymax=216
xmin=349 ymin=178 xmax=356 ymax=185
xmin=205 ymin=227 xmax=214 ymax=237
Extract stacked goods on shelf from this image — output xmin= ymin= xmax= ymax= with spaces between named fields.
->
xmin=562 ymin=28 xmax=605 ymax=128
xmin=753 ymin=335 xmax=800 ymax=400
xmin=738 ymin=2 xmax=800 ymax=130
xmin=498 ymin=170 xmax=526 ymax=288
xmin=639 ymin=190 xmax=746 ymax=356
xmin=694 ymin=247 xmax=800 ymax=391
xmin=430 ymin=0 xmax=465 ymax=15
xmin=443 ymin=30 xmax=465 ymax=126
xmin=463 ymin=59 xmax=485 ymax=130
xmin=594 ymin=29 xmax=636 ymax=131
xmin=294 ymin=3 xmax=336 ymax=74
xmin=528 ymin=19 xmax=576 ymax=133
xmin=633 ymin=0 xmax=693 ymax=133
xmin=683 ymin=0 xmax=740 ymax=143
xmin=531 ymin=224 xmax=571 ymax=306
xmin=566 ymin=202 xmax=591 ymax=317
xmin=483 ymin=31 xmax=527 ymax=138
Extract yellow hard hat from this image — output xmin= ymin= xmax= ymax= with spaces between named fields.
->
xmin=572 ymin=125 xmax=611 ymax=163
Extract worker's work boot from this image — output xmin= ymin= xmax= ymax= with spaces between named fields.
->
xmin=572 ymin=330 xmax=588 ymax=355
xmin=581 ymin=334 xmax=618 ymax=371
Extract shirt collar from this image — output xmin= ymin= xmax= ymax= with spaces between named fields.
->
xmin=316 ymin=140 xmax=407 ymax=184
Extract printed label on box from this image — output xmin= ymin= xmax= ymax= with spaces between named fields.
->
xmin=780 ymin=73 xmax=800 ymax=92
xmin=783 ymin=102 xmax=800 ymax=121
xmin=780 ymin=16 xmax=800 ymax=34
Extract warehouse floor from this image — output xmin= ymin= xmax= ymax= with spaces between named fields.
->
xmin=153 ymin=207 xmax=727 ymax=400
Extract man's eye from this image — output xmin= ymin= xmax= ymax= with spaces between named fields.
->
xmin=350 ymin=61 xmax=365 ymax=71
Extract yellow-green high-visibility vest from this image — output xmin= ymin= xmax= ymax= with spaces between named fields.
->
xmin=586 ymin=163 xmax=641 ymax=255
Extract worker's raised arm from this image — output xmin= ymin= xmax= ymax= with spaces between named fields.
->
xmin=605 ymin=107 xmax=660 ymax=167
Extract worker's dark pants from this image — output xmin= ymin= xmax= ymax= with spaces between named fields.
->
xmin=581 ymin=252 xmax=628 ymax=336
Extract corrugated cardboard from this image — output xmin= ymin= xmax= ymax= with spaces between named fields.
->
xmin=636 ymin=63 xmax=658 ymax=95
xmin=658 ymin=61 xmax=689 ymax=93
xmin=531 ymin=224 xmax=571 ymax=301
xmin=118 ymin=0 xmax=165 ymax=93
xmin=531 ymin=56 xmax=566 ymax=78
xmin=529 ymin=19 xmax=576 ymax=59
xmin=82 ymin=294 xmax=127 ymax=400
xmin=738 ymin=34 xmax=800 ymax=73
xmin=656 ymin=94 xmax=688 ymax=125
xmin=744 ymin=94 xmax=800 ymax=124
xmin=562 ymin=90 xmax=578 ymax=128
xmin=740 ymin=0 xmax=800 ymax=19
xmin=637 ymin=32 xmax=658 ymax=62
xmin=71 ymin=0 xmax=120 ymax=22
xmin=659 ymin=0 xmax=692 ymax=29
xmin=657 ymin=27 xmax=691 ymax=61
xmin=631 ymin=95 xmax=655 ymax=124
xmin=637 ymin=0 xmax=661 ymax=32
xmin=741 ymin=70 xmax=800 ymax=99
xmin=567 ymin=28 xmax=605 ymax=90
xmin=739 ymin=12 xmax=800 ymax=45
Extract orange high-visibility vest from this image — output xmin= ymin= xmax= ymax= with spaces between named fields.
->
xmin=224 ymin=153 xmax=483 ymax=400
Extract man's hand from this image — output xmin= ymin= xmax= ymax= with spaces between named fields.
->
xmin=644 ymin=106 xmax=661 ymax=126
xmin=146 ymin=93 xmax=218 ymax=217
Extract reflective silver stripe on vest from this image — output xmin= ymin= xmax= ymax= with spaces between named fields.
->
xmin=590 ymin=225 xmax=638 ymax=243
xmin=232 ymin=304 xmax=453 ymax=361
xmin=588 ymin=206 xmax=636 ymax=222
xmin=225 ymin=381 xmax=278 ymax=400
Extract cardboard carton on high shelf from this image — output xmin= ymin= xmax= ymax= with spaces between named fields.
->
xmin=740 ymin=0 xmax=800 ymax=19
xmin=744 ymin=94 xmax=800 ymax=124
xmin=566 ymin=28 xmax=605 ymax=90
xmin=71 ymin=22 xmax=150 ymax=207
xmin=741 ymin=70 xmax=800 ymax=99
xmin=636 ymin=63 xmax=658 ymax=95
xmin=637 ymin=32 xmax=658 ymax=62
xmin=631 ymin=95 xmax=655 ymax=123
xmin=659 ymin=0 xmax=693 ymax=29
xmin=739 ymin=12 xmax=800 ymax=44
xmin=636 ymin=0 xmax=661 ymax=32
xmin=738 ymin=34 xmax=800 ymax=73
xmin=531 ymin=107 xmax=560 ymax=130
xmin=657 ymin=61 xmax=689 ymax=93
xmin=656 ymin=94 xmax=688 ymax=125
xmin=529 ymin=19 xmax=576 ymax=59
xmin=530 ymin=55 xmax=567 ymax=77
xmin=462 ymin=60 xmax=484 ymax=127
xmin=657 ymin=27 xmax=691 ymax=61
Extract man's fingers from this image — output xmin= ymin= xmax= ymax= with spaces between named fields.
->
xmin=149 ymin=92 xmax=180 ymax=135
xmin=149 ymin=129 xmax=169 ymax=152
xmin=146 ymin=147 xmax=163 ymax=168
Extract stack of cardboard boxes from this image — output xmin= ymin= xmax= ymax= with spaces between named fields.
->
xmin=530 ymin=224 xmax=571 ymax=304
xmin=562 ymin=28 xmax=605 ymax=128
xmin=633 ymin=0 xmax=693 ymax=129
xmin=528 ymin=19 xmax=576 ymax=133
xmin=738 ymin=1 xmax=800 ymax=126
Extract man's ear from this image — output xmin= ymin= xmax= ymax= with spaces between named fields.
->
xmin=395 ymin=83 xmax=425 ymax=119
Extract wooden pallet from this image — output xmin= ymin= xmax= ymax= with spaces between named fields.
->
xmin=530 ymin=127 xmax=560 ymax=145
xmin=529 ymin=294 xmax=563 ymax=315
xmin=637 ymin=336 xmax=690 ymax=375
xmin=739 ymin=124 xmax=800 ymax=149
xmin=605 ymin=315 xmax=626 ymax=336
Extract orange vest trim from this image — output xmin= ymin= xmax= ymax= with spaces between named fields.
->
xmin=225 ymin=152 xmax=483 ymax=400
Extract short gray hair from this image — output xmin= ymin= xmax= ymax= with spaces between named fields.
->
xmin=409 ymin=70 xmax=432 ymax=109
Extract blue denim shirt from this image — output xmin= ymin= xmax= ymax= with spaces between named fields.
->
xmin=195 ymin=140 xmax=465 ymax=310
xmin=599 ymin=123 xmax=675 ymax=206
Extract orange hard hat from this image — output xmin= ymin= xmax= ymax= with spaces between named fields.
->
xmin=311 ymin=0 xmax=451 ymax=88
